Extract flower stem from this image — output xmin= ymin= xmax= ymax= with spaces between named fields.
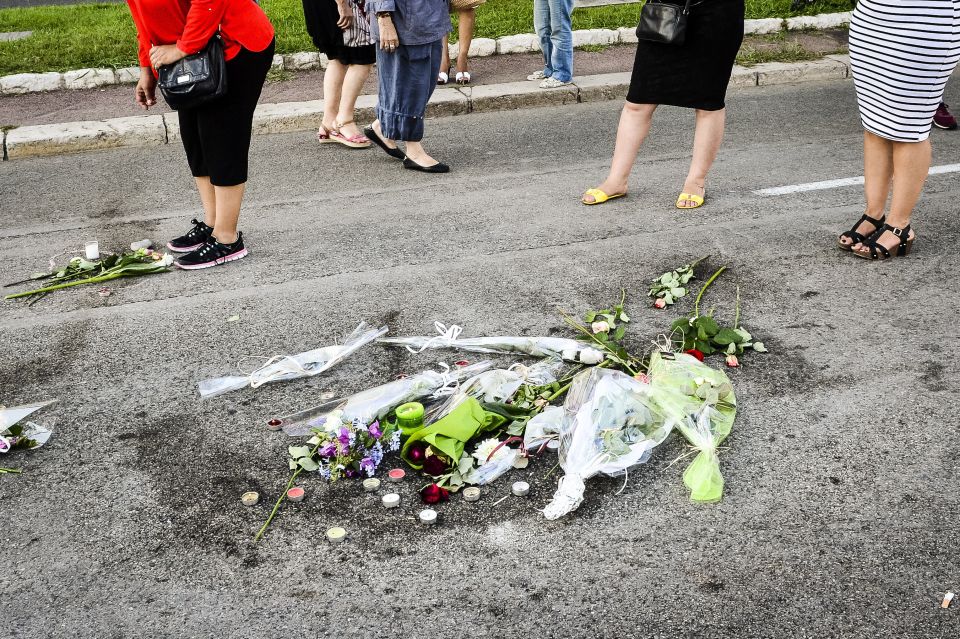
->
xmin=4 ymin=272 xmax=125 ymax=300
xmin=254 ymin=439 xmax=323 ymax=542
xmin=734 ymin=285 xmax=741 ymax=329
xmin=560 ymin=312 xmax=640 ymax=376
xmin=0 ymin=467 xmax=22 ymax=474
xmin=694 ymin=266 xmax=727 ymax=317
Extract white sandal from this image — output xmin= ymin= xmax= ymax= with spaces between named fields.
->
xmin=455 ymin=71 xmax=471 ymax=85
xmin=437 ymin=70 xmax=449 ymax=85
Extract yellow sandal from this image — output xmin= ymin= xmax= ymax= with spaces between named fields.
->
xmin=582 ymin=188 xmax=626 ymax=206
xmin=675 ymin=190 xmax=705 ymax=209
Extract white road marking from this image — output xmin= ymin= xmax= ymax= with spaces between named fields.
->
xmin=753 ymin=163 xmax=960 ymax=196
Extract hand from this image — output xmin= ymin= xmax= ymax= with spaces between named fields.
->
xmin=135 ymin=68 xmax=157 ymax=110
xmin=336 ymin=1 xmax=354 ymax=30
xmin=378 ymin=16 xmax=399 ymax=52
xmin=149 ymin=44 xmax=187 ymax=69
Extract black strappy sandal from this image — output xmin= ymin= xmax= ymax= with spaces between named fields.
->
xmin=853 ymin=223 xmax=915 ymax=260
xmin=838 ymin=213 xmax=885 ymax=251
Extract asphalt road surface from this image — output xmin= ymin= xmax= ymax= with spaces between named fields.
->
xmin=2 ymin=78 xmax=959 ymax=638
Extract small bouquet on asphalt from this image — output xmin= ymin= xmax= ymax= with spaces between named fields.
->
xmin=198 ymin=322 xmax=388 ymax=398
xmin=1 ymin=400 xmax=57 ymax=474
xmin=378 ymin=321 xmax=605 ymax=364
xmin=4 ymin=248 xmax=173 ymax=302
xmin=287 ymin=412 xmax=401 ymax=481
xmin=280 ymin=361 xmax=492 ymax=436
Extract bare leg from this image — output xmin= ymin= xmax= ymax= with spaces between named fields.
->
xmin=323 ymin=60 xmax=347 ymax=131
xmin=583 ymin=101 xmax=657 ymax=202
xmin=456 ymin=9 xmax=476 ymax=74
xmin=211 ymin=184 xmax=246 ymax=244
xmin=854 ymin=138 xmax=928 ymax=255
xmin=440 ymin=34 xmax=451 ymax=78
xmin=336 ymin=64 xmax=373 ymax=138
xmin=841 ymin=131 xmax=892 ymax=248
xmin=678 ymin=108 xmax=725 ymax=207
xmin=195 ymin=177 xmax=217 ymax=227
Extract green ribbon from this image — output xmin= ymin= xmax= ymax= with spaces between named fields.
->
xmin=401 ymin=397 xmax=509 ymax=468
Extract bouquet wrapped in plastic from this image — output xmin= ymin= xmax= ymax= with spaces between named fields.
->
xmin=647 ymin=352 xmax=736 ymax=503
xmin=281 ymin=361 xmax=493 ymax=436
xmin=198 ymin=322 xmax=387 ymax=398
xmin=542 ymin=368 xmax=677 ymax=519
xmin=378 ymin=322 xmax=605 ymax=365
xmin=1 ymin=400 xmax=56 ymax=453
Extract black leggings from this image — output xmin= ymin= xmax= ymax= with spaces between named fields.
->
xmin=178 ymin=39 xmax=275 ymax=187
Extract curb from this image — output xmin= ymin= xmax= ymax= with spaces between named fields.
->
xmin=0 ymin=11 xmax=851 ymax=96
xmin=2 ymin=56 xmax=850 ymax=160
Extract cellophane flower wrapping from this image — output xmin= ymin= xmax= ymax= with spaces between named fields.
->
xmin=647 ymin=352 xmax=736 ymax=503
xmin=542 ymin=368 xmax=674 ymax=519
xmin=281 ymin=362 xmax=493 ymax=436
xmin=378 ymin=324 xmax=604 ymax=364
xmin=197 ymin=322 xmax=388 ymax=398
xmin=0 ymin=400 xmax=56 ymax=452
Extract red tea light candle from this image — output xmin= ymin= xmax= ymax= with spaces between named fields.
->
xmin=266 ymin=419 xmax=283 ymax=431
xmin=286 ymin=487 xmax=305 ymax=502
xmin=454 ymin=360 xmax=470 ymax=367
xmin=388 ymin=468 xmax=405 ymax=483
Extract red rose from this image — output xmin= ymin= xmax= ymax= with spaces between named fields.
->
xmin=422 ymin=453 xmax=449 ymax=477
xmin=407 ymin=441 xmax=427 ymax=463
xmin=725 ymin=354 xmax=740 ymax=368
xmin=685 ymin=349 xmax=705 ymax=362
xmin=654 ymin=298 xmax=667 ymax=309
xmin=420 ymin=483 xmax=449 ymax=504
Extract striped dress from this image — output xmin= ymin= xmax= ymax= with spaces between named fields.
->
xmin=849 ymin=0 xmax=960 ymax=142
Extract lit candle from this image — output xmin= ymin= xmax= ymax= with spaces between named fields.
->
xmin=512 ymin=481 xmax=530 ymax=497
xmin=240 ymin=491 xmax=260 ymax=506
xmin=286 ymin=487 xmax=305 ymax=502
xmin=363 ymin=478 xmax=381 ymax=492
xmin=387 ymin=468 xmax=405 ymax=482
xmin=419 ymin=509 xmax=438 ymax=525
xmin=84 ymin=241 xmax=100 ymax=261
xmin=326 ymin=527 xmax=346 ymax=544
xmin=382 ymin=493 xmax=400 ymax=508
xmin=266 ymin=419 xmax=283 ymax=431
xmin=463 ymin=487 xmax=481 ymax=502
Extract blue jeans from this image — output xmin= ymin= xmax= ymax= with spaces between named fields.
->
xmin=376 ymin=39 xmax=443 ymax=142
xmin=534 ymin=0 xmax=574 ymax=82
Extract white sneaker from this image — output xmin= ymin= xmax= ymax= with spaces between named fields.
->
xmin=527 ymin=70 xmax=547 ymax=81
xmin=539 ymin=77 xmax=571 ymax=89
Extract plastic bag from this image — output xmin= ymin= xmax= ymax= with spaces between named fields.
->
xmin=524 ymin=405 xmax=562 ymax=451
xmin=542 ymin=368 xmax=674 ymax=519
xmin=281 ymin=361 xmax=493 ymax=436
xmin=0 ymin=400 xmax=56 ymax=452
xmin=647 ymin=351 xmax=736 ymax=502
xmin=464 ymin=447 xmax=520 ymax=485
xmin=378 ymin=322 xmax=605 ymax=364
xmin=198 ymin=322 xmax=387 ymax=398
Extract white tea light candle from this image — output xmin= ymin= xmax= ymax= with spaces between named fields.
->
xmin=326 ymin=527 xmax=346 ymax=543
xmin=463 ymin=487 xmax=481 ymax=502
xmin=382 ymin=493 xmax=400 ymax=508
xmin=363 ymin=478 xmax=381 ymax=492
xmin=512 ymin=481 xmax=530 ymax=497
xmin=419 ymin=509 xmax=438 ymax=525
xmin=240 ymin=491 xmax=259 ymax=506
xmin=84 ymin=241 xmax=100 ymax=260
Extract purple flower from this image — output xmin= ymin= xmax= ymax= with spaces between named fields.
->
xmin=0 ymin=436 xmax=9 ymax=453
xmin=318 ymin=442 xmax=337 ymax=458
xmin=368 ymin=421 xmax=382 ymax=439
xmin=338 ymin=427 xmax=351 ymax=447
xmin=360 ymin=457 xmax=375 ymax=477
xmin=345 ymin=469 xmax=358 ymax=479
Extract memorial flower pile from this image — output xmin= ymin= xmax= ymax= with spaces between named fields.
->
xmin=288 ymin=410 xmax=401 ymax=481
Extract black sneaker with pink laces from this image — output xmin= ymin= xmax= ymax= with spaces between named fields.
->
xmin=174 ymin=233 xmax=248 ymax=270
xmin=167 ymin=218 xmax=213 ymax=253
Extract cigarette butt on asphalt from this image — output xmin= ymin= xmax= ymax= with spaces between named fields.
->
xmin=942 ymin=592 xmax=955 ymax=609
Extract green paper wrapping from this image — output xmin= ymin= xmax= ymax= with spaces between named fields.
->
xmin=400 ymin=397 xmax=508 ymax=468
xmin=648 ymin=352 xmax=736 ymax=503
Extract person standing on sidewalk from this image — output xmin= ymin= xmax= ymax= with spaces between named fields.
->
xmin=438 ymin=0 xmax=485 ymax=85
xmin=838 ymin=0 xmax=960 ymax=260
xmin=126 ymin=0 xmax=275 ymax=270
xmin=303 ymin=0 xmax=375 ymax=148
xmin=528 ymin=0 xmax=574 ymax=88
xmin=364 ymin=0 xmax=452 ymax=173
xmin=581 ymin=0 xmax=744 ymax=209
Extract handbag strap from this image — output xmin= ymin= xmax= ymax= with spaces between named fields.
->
xmin=681 ymin=0 xmax=693 ymax=14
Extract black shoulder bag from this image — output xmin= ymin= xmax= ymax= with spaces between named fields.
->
xmin=636 ymin=0 xmax=694 ymax=45
xmin=157 ymin=33 xmax=227 ymax=110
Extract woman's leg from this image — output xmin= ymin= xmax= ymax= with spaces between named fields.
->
xmin=440 ymin=34 xmax=451 ymax=76
xmin=456 ymin=9 xmax=476 ymax=73
xmin=381 ymin=41 xmax=445 ymax=166
xmin=840 ymin=131 xmax=893 ymax=248
xmin=584 ymin=101 xmax=657 ymax=201
xmin=678 ymin=108 xmax=725 ymax=206
xmin=195 ymin=177 xmax=217 ymax=227
xmin=336 ymin=63 xmax=373 ymax=138
xmin=323 ymin=59 xmax=347 ymax=131
xmin=211 ymin=184 xmax=245 ymax=244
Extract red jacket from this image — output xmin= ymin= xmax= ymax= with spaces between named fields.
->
xmin=126 ymin=0 xmax=275 ymax=67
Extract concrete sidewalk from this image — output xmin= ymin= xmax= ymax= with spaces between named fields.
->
xmin=2 ymin=55 xmax=854 ymax=160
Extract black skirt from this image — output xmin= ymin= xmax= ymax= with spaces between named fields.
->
xmin=627 ymin=0 xmax=745 ymax=110
xmin=302 ymin=0 xmax=376 ymax=65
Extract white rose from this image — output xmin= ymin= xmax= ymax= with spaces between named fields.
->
xmin=158 ymin=253 xmax=175 ymax=267
xmin=579 ymin=349 xmax=604 ymax=365
xmin=591 ymin=321 xmax=610 ymax=334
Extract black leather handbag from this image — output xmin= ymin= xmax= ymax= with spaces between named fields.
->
xmin=157 ymin=34 xmax=227 ymax=110
xmin=636 ymin=0 xmax=694 ymax=45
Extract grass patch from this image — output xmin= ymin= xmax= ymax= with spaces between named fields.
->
xmin=737 ymin=42 xmax=822 ymax=66
xmin=0 ymin=0 xmax=855 ymax=75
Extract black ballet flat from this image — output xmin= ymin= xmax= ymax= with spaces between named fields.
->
xmin=402 ymin=157 xmax=450 ymax=173
xmin=363 ymin=125 xmax=404 ymax=160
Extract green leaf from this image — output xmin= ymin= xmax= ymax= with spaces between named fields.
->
xmin=585 ymin=311 xmax=597 ymax=323
xmin=670 ymin=287 xmax=686 ymax=298
xmin=696 ymin=316 xmax=720 ymax=336
xmin=298 ymin=457 xmax=320 ymax=472
xmin=713 ymin=328 xmax=743 ymax=345
xmin=612 ymin=325 xmax=627 ymax=341
xmin=671 ymin=318 xmax=691 ymax=333
xmin=726 ymin=343 xmax=737 ymax=354
xmin=663 ymin=293 xmax=674 ymax=305
xmin=619 ymin=311 xmax=630 ymax=322
xmin=288 ymin=445 xmax=311 ymax=460
xmin=734 ymin=328 xmax=752 ymax=342
xmin=753 ymin=342 xmax=768 ymax=353
xmin=660 ymin=273 xmax=672 ymax=285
